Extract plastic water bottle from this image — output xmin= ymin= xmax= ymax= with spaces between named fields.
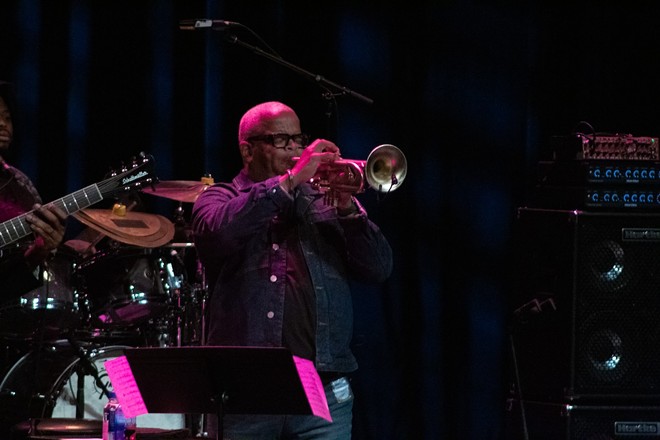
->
xmin=102 ymin=391 xmax=136 ymax=440
xmin=124 ymin=410 xmax=137 ymax=440
xmin=102 ymin=391 xmax=120 ymax=440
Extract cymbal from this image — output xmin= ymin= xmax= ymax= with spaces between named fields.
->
xmin=72 ymin=209 xmax=175 ymax=248
xmin=141 ymin=180 xmax=210 ymax=203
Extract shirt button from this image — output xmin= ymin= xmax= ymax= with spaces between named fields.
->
xmin=272 ymin=243 xmax=279 ymax=251
xmin=270 ymin=275 xmax=277 ymax=282
xmin=267 ymin=311 xmax=274 ymax=319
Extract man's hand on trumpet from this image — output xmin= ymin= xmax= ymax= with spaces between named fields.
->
xmin=281 ymin=138 xmax=359 ymax=211
xmin=280 ymin=138 xmax=340 ymax=190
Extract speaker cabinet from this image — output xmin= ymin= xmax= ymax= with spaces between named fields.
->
xmin=511 ymin=208 xmax=660 ymax=402
xmin=505 ymin=399 xmax=660 ymax=440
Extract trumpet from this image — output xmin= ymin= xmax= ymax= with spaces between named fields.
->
xmin=306 ymin=144 xmax=407 ymax=195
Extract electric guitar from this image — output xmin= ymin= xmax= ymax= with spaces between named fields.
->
xmin=0 ymin=152 xmax=157 ymax=249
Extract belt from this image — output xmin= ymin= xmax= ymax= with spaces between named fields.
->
xmin=318 ymin=371 xmax=345 ymax=385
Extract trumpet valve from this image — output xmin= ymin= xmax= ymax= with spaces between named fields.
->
xmin=310 ymin=161 xmax=366 ymax=195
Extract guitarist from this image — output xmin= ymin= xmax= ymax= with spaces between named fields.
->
xmin=0 ymin=81 xmax=67 ymax=299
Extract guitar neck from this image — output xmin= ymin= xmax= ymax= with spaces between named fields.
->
xmin=0 ymin=183 xmax=103 ymax=248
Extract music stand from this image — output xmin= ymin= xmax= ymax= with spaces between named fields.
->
xmin=118 ymin=346 xmax=322 ymax=440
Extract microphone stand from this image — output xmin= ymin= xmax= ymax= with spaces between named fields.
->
xmin=67 ymin=334 xmax=112 ymax=418
xmin=222 ymin=33 xmax=374 ymax=106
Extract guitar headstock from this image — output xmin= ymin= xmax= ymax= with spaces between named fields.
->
xmin=99 ymin=152 xmax=159 ymax=198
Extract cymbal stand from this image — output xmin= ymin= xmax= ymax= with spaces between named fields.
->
xmin=173 ymin=203 xmax=186 ymax=228
xmin=198 ymin=265 xmax=208 ymax=346
xmin=172 ymin=202 xmax=193 ymax=242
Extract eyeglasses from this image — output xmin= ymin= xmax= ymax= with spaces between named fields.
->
xmin=247 ymin=133 xmax=310 ymax=150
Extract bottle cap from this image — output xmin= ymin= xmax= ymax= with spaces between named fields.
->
xmin=107 ymin=391 xmax=117 ymax=399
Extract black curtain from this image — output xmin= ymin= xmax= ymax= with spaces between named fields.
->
xmin=3 ymin=1 xmax=660 ymax=439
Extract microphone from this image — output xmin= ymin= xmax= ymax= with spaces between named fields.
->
xmin=179 ymin=19 xmax=239 ymax=31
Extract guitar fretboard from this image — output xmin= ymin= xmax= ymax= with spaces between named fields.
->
xmin=0 ymin=184 xmax=103 ymax=248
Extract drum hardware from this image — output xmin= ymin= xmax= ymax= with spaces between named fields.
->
xmin=74 ymin=246 xmax=173 ymax=328
xmin=70 ymin=326 xmax=143 ymax=346
xmin=65 ymin=335 xmax=111 ymax=419
xmin=0 ymin=242 xmax=208 ymax=432
xmin=140 ymin=177 xmax=210 ymax=343
xmin=70 ymin=241 xmax=207 ymax=349
xmin=168 ymin=244 xmax=194 ymax=347
xmin=140 ymin=283 xmax=208 ymax=348
xmin=75 ymin=200 xmax=142 ymax=256
xmin=160 ymin=242 xmax=207 ymax=347
xmin=172 ymin=203 xmax=195 ymax=243
xmin=142 ymin=178 xmax=205 ymax=242
xmin=0 ymin=242 xmax=207 ymax=346
xmin=0 ymin=342 xmax=187 ymax=432
xmin=177 ymin=284 xmax=208 ymax=347
xmin=73 ymin=208 xmax=175 ymax=248
xmin=140 ymin=179 xmax=211 ymax=204
xmin=0 ymin=247 xmax=82 ymax=340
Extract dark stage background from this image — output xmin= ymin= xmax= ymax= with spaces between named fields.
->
xmin=3 ymin=1 xmax=660 ymax=439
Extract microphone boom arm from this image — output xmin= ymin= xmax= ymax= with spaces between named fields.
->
xmin=223 ymin=33 xmax=374 ymax=105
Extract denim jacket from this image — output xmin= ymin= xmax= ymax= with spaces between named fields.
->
xmin=191 ymin=169 xmax=393 ymax=373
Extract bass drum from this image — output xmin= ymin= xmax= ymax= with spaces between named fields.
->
xmin=0 ymin=342 xmax=185 ymax=434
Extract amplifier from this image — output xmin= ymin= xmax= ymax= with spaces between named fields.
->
xmin=505 ymin=399 xmax=660 ymax=440
xmin=532 ymin=185 xmax=660 ymax=210
xmin=511 ymin=209 xmax=660 ymax=402
xmin=538 ymin=160 xmax=660 ymax=186
xmin=551 ymin=134 xmax=660 ymax=160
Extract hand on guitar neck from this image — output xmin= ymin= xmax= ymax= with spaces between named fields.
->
xmin=23 ymin=203 xmax=68 ymax=269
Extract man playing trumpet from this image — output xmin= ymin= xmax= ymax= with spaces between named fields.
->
xmin=191 ymin=101 xmax=394 ymax=439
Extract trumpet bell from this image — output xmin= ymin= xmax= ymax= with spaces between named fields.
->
xmin=365 ymin=144 xmax=407 ymax=193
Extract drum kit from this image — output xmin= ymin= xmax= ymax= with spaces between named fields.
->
xmin=0 ymin=179 xmax=211 ymax=435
